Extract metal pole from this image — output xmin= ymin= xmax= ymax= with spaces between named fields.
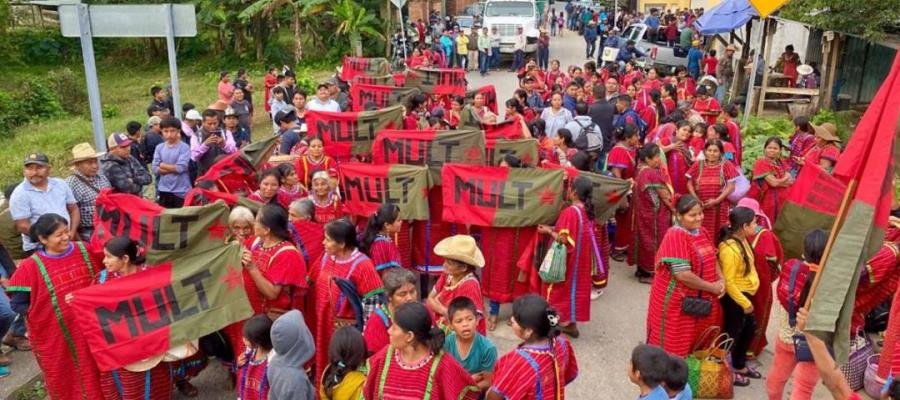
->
xmin=742 ymin=18 xmax=764 ymax=127
xmin=398 ymin=6 xmax=408 ymax=59
xmin=76 ymin=4 xmax=106 ymax=152
xmin=164 ymin=4 xmax=182 ymax=119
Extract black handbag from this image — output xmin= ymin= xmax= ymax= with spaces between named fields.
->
xmin=681 ymin=243 xmax=712 ymax=317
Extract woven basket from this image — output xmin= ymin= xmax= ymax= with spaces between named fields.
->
xmin=864 ymin=354 xmax=885 ymax=399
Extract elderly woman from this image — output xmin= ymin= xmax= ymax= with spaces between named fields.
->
xmin=228 ymin=205 xmax=255 ymax=244
xmin=426 ymin=235 xmax=487 ymax=335
xmin=363 ymin=268 xmax=419 ymax=355
xmin=287 ymin=199 xmax=324 ymax=267
xmin=308 ymin=171 xmax=343 ymax=224
xmin=311 ymin=219 xmax=384 ymax=390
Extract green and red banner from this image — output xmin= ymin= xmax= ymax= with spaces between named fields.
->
xmin=807 ymin=52 xmax=900 ymax=363
xmin=773 ymin=164 xmax=846 ymax=260
xmin=483 ymin=119 xmax=526 ymax=140
xmin=350 ymin=83 xmax=420 ymax=111
xmin=407 ymin=67 xmax=467 ymax=96
xmin=77 ymin=192 xmax=252 ymax=371
xmin=486 ymin=138 xmax=539 ymax=167
xmin=340 ymin=57 xmax=390 ymax=82
xmin=338 ymin=163 xmax=431 ymax=220
xmin=371 ymin=129 xmax=485 ymax=183
xmin=561 ymin=168 xmax=633 ymax=222
xmin=464 ymin=85 xmax=498 ymax=114
xmin=307 ymin=105 xmax=403 ymax=159
xmin=441 ymin=164 xmax=564 ymax=227
xmin=352 ymin=74 xmax=397 ymax=86
xmin=195 ymin=136 xmax=278 ymax=195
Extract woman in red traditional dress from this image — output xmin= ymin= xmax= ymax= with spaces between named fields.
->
xmin=789 ymin=116 xmax=816 ymax=175
xmin=546 ymin=60 xmax=568 ymax=89
xmin=661 ymin=83 xmax=677 ymax=115
xmin=360 ymin=203 xmax=403 ymax=274
xmin=736 ymin=198 xmax=784 ymax=360
xmin=294 ymin=137 xmax=336 ymax=190
xmin=427 ymin=235 xmax=487 ymax=335
xmin=236 ymin=315 xmax=272 ymax=400
xmin=308 ymin=171 xmax=343 ymax=224
xmin=311 ymin=219 xmax=384 ymax=387
xmin=665 ymin=121 xmax=694 ymax=195
xmin=751 ymin=137 xmax=793 ymax=226
xmin=638 ymin=89 xmax=665 ymax=136
xmin=275 ymin=163 xmax=306 ymax=209
xmin=686 ymin=139 xmax=738 ymax=236
xmin=604 ymin=125 xmax=639 ymax=260
xmin=363 ymin=302 xmax=479 ymax=400
xmin=6 ymin=214 xmax=103 ymax=400
xmin=536 ymin=176 xmax=596 ymax=339
xmin=631 ymin=144 xmax=675 ymax=283
xmin=675 ymin=66 xmax=696 ymax=101
xmin=93 ymin=237 xmax=176 ymax=400
xmin=707 ymin=123 xmax=738 ymax=163
xmin=722 ymin=104 xmax=744 ymax=166
xmin=802 ymin=123 xmax=842 ymax=174
xmin=363 ymin=268 xmax=419 ymax=355
xmin=645 ymin=195 xmax=725 ymax=357
xmin=487 ymin=295 xmax=578 ymax=400
xmin=504 ymin=98 xmax=533 ymax=138
xmin=850 ymin=227 xmax=900 ymax=334
xmin=404 ymin=94 xmax=429 ymax=129
xmin=546 ymin=129 xmax=579 ymax=166
xmin=286 ymin=199 xmax=325 ymax=267
xmin=247 ymin=168 xmax=282 ymax=206
xmin=691 ymin=86 xmax=721 ymax=126
xmin=447 ymin=96 xmax=464 ymax=129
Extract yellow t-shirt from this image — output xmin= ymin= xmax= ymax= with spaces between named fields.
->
xmin=457 ymin=35 xmax=469 ymax=54
xmin=718 ymin=238 xmax=759 ymax=310
xmin=319 ymin=370 xmax=365 ymax=400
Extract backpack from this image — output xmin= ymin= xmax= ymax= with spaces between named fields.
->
xmin=614 ymin=109 xmax=649 ymax=139
xmin=573 ymin=119 xmax=604 ymax=152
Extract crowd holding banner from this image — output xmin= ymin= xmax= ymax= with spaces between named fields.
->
xmin=3 ymin=37 xmax=900 ymax=400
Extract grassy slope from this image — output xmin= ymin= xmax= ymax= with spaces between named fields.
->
xmin=0 ymin=62 xmax=331 ymax=186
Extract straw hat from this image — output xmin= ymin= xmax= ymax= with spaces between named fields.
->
xmin=434 ymin=235 xmax=485 ymax=268
xmin=813 ymin=122 xmax=840 ymax=142
xmin=725 ymin=44 xmax=737 ymax=52
xmin=66 ymin=142 xmax=103 ymax=166
xmin=797 ymin=64 xmax=814 ymax=76
xmin=162 ymin=340 xmax=199 ymax=362
xmin=123 ymin=353 xmax=165 ymax=372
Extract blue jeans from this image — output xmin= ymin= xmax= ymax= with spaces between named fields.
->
xmin=479 ymin=50 xmax=489 ymax=74
xmin=585 ymin=38 xmax=596 ymax=58
xmin=511 ymin=50 xmax=524 ymax=71
xmin=538 ymin=47 xmax=549 ymax=70
xmin=489 ymin=300 xmax=500 ymax=316
xmin=0 ymin=290 xmax=15 ymax=340
xmin=491 ymin=47 xmax=501 ymax=68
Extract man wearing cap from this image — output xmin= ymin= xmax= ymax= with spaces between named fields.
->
xmin=101 ymin=132 xmax=153 ymax=196
xmin=325 ymin=78 xmax=350 ymax=112
xmin=489 ymin=26 xmax=501 ymax=71
xmin=306 ymin=83 xmax=341 ymax=112
xmin=64 ymin=143 xmax=111 ymax=241
xmin=182 ymin=109 xmax=203 ymax=139
xmin=687 ymin=39 xmax=703 ymax=79
xmin=191 ymin=109 xmax=236 ymax=175
xmin=716 ymin=44 xmax=737 ymax=102
xmin=509 ymin=26 xmax=526 ymax=72
xmin=275 ymin=107 xmax=307 ymax=155
xmin=9 ymin=153 xmax=79 ymax=253
xmin=584 ymin=20 xmax=598 ymax=59
xmin=224 ymin=106 xmax=251 ymax=148
xmin=143 ymin=115 xmax=165 ymax=166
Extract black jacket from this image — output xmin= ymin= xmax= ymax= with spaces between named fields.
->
xmin=100 ymin=153 xmax=152 ymax=195
xmin=588 ymin=99 xmax=616 ymax=154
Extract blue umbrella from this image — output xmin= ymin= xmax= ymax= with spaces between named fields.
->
xmin=693 ymin=0 xmax=759 ymax=35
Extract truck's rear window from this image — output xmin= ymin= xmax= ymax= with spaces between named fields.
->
xmin=484 ymin=2 xmax=534 ymax=17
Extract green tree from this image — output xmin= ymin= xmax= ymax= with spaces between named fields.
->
xmin=328 ymin=0 xmax=385 ymax=57
xmin=781 ymin=0 xmax=900 ymax=41
xmin=240 ymin=0 xmax=328 ymax=64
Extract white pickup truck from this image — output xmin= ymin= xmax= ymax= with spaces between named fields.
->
xmin=620 ymin=23 xmax=689 ymax=70
xmin=482 ymin=0 xmax=539 ymax=57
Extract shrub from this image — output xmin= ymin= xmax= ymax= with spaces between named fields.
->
xmin=47 ymin=67 xmax=88 ymax=116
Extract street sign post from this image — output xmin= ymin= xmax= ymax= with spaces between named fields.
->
xmin=390 ymin=0 xmax=408 ymax=59
xmin=56 ymin=3 xmax=196 ymax=151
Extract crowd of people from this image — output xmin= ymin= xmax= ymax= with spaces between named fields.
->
xmin=0 ymin=6 xmax=897 ymax=400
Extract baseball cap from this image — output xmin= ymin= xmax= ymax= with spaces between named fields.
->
xmin=107 ymin=132 xmax=133 ymax=148
xmin=185 ymin=109 xmax=202 ymax=121
xmin=24 ymin=152 xmax=50 ymax=166
xmin=325 ymin=77 xmax=340 ymax=86
xmin=274 ymin=106 xmax=297 ymax=124
xmin=148 ymin=116 xmax=162 ymax=126
xmin=224 ymin=107 xmax=237 ymax=118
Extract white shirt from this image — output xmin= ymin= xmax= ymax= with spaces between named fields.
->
xmin=306 ymin=98 xmax=341 ymax=113
xmin=513 ymin=34 xmax=526 ymax=51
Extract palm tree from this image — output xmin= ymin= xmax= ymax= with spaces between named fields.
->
xmin=240 ymin=0 xmax=328 ymax=63
xmin=328 ymin=0 xmax=386 ymax=57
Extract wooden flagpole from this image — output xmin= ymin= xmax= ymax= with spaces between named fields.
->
xmin=802 ymin=179 xmax=858 ymax=309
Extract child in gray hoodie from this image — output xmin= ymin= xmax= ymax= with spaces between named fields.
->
xmin=267 ymin=310 xmax=315 ymax=400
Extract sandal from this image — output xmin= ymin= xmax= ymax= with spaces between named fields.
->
xmin=175 ymin=380 xmax=199 ymax=398
xmin=737 ymin=366 xmax=762 ymax=379
xmin=560 ymin=323 xmax=580 ymax=339
xmin=487 ymin=315 xmax=498 ymax=332
xmin=733 ymin=373 xmax=750 ymax=387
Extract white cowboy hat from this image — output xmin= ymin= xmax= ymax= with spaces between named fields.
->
xmin=66 ymin=142 xmax=104 ymax=166
xmin=797 ymin=64 xmax=814 ymax=76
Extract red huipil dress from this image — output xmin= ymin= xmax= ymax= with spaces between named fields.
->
xmin=663 ymin=98 xmax=676 ymax=115
xmin=746 ymin=227 xmax=784 ymax=358
xmin=638 ymin=103 xmax=661 ymax=135
xmin=311 ymin=250 xmax=384 ymax=386
xmin=789 ymin=131 xmax=816 ymax=173
xmin=490 ymin=337 xmax=579 ymax=400
xmin=294 ymin=155 xmax=337 ymax=189
xmin=851 ymin=239 xmax=900 ymax=333
xmin=277 ymin=184 xmax=307 ymax=209
xmin=803 ymin=143 xmax=841 ymax=173
xmin=7 ymin=242 xmax=104 ymax=400
xmin=630 ymin=166 xmax=672 ymax=275
xmin=691 ymin=97 xmax=721 ymax=126
xmin=604 ymin=144 xmax=637 ymax=252
xmin=414 ymin=187 xmax=465 ymax=275
xmin=723 ymin=117 xmax=743 ymax=166
xmin=646 ymin=226 xmax=722 ymax=357
xmin=224 ymin=239 xmax=307 ymax=360
xmin=310 ymin=194 xmax=344 ymax=224
xmin=363 ymin=304 xmax=393 ymax=355
xmin=236 ymin=348 xmax=269 ymax=400
xmin=542 ymin=204 xmax=594 ymax=323
xmin=676 ymin=78 xmax=696 ymax=101
xmin=685 ymin=160 xmax=739 ymax=236
xmin=751 ymin=158 xmax=790 ymax=226
xmin=363 ymin=347 xmax=479 ymax=400
xmin=478 ymin=227 xmax=536 ymax=304
xmin=95 ymin=269 xmax=174 ymax=400
xmin=666 ymin=144 xmax=693 ymax=195
xmin=368 ymin=234 xmax=402 ymax=272
xmin=432 ymin=273 xmax=487 ymax=335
